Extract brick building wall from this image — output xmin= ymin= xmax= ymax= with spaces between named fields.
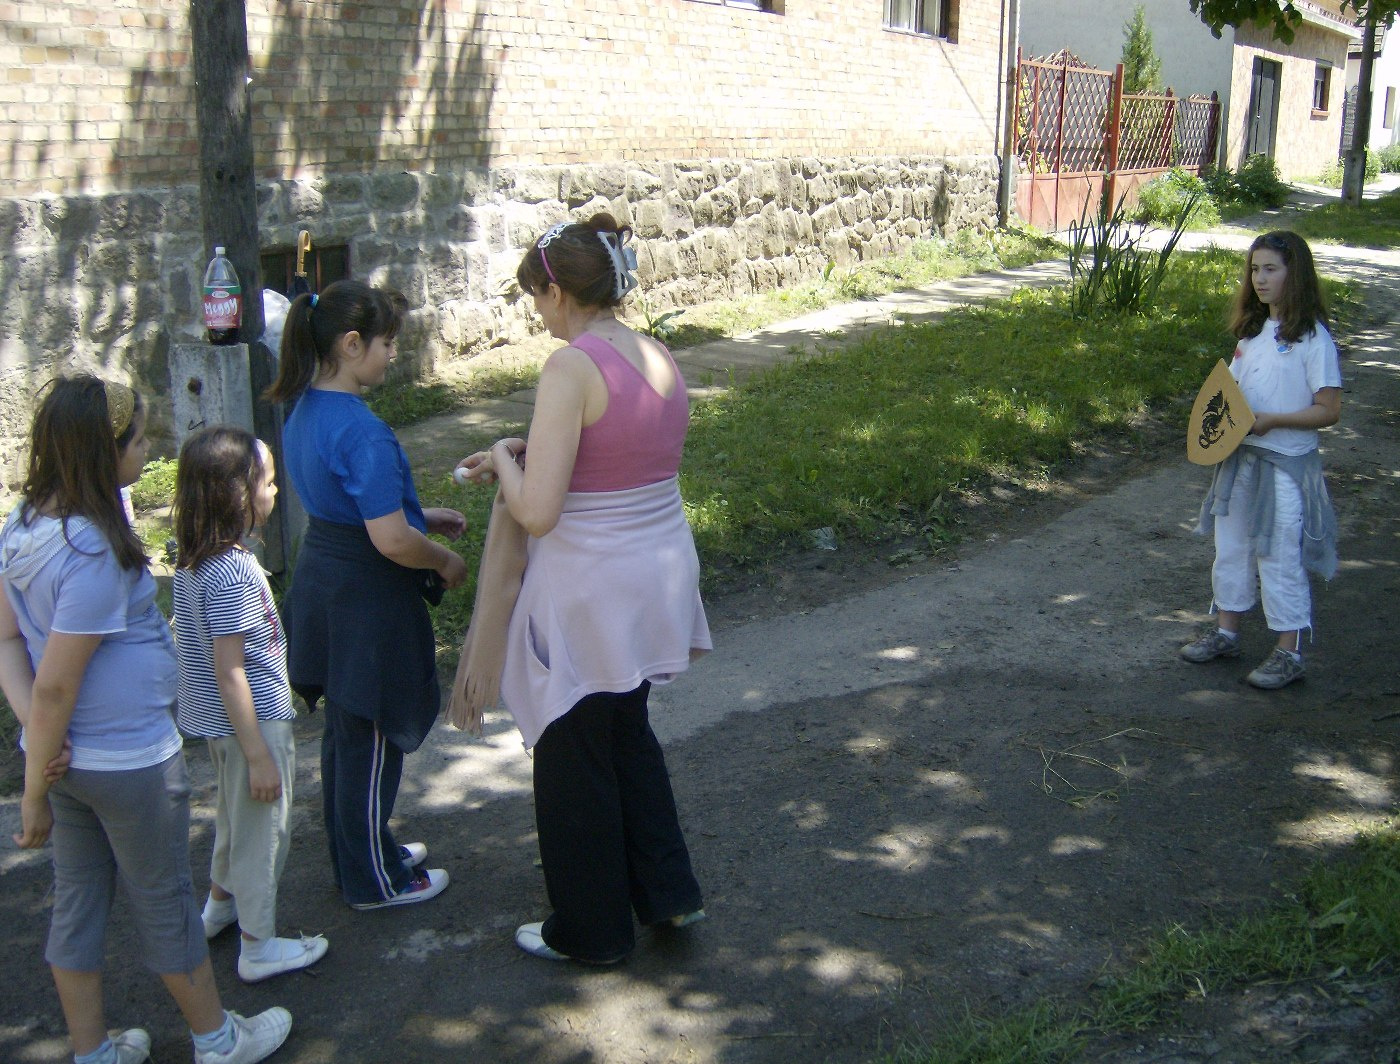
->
xmin=0 ymin=0 xmax=1009 ymax=477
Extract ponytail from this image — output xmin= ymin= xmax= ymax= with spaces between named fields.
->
xmin=265 ymin=281 xmax=407 ymax=402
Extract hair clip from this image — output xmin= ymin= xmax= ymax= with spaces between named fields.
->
xmin=310 ymin=293 xmax=319 ymax=308
xmin=597 ymin=231 xmax=639 ymax=300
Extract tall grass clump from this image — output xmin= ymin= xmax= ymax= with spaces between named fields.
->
xmin=1065 ymin=189 xmax=1197 ymax=317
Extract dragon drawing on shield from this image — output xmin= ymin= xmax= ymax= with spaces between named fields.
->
xmin=1197 ymin=389 xmax=1236 ymax=450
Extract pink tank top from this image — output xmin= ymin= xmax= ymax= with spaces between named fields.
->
xmin=568 ymin=333 xmax=689 ymax=492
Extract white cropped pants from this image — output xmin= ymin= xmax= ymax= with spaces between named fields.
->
xmin=1211 ymin=451 xmax=1311 ymax=633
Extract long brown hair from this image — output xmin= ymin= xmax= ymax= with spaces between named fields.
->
xmin=1229 ymin=230 xmax=1328 ymax=344
xmin=20 ymin=376 xmax=148 ymax=571
xmin=172 ymin=425 xmax=264 ymax=569
xmin=265 ymin=280 xmax=408 ymax=402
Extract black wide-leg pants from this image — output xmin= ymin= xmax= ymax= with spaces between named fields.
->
xmin=533 ymin=681 xmax=703 ymax=962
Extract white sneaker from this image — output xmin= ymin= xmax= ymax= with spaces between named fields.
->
xmin=202 ymin=895 xmax=238 ymax=939
xmin=111 ymin=1028 xmax=151 ymax=1064
xmin=193 ymin=1008 xmax=292 ymax=1064
xmin=237 ymin=934 xmax=329 ymax=983
xmin=399 ymin=841 xmax=427 ymax=866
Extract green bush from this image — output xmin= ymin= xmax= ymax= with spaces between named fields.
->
xmin=129 ymin=457 xmax=178 ymax=511
xmin=1232 ymin=154 xmax=1292 ymax=207
xmin=1200 ymin=156 xmax=1291 ymax=210
xmin=1132 ymin=168 xmax=1221 ymax=229
xmin=1378 ymin=144 xmax=1400 ymax=173
xmin=1312 ymin=153 xmax=1380 ymax=188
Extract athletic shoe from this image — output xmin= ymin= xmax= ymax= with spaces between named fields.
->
xmin=668 ymin=909 xmax=707 ymax=929
xmin=1179 ymin=628 xmax=1242 ymax=663
xmin=202 ymin=896 xmax=238 ymax=940
xmin=1247 ymin=648 xmax=1306 ymax=689
xmin=350 ymin=868 xmax=449 ymax=910
xmin=514 ymin=921 xmax=625 ymax=964
xmin=515 ymin=921 xmax=570 ymax=961
xmin=399 ymin=842 xmax=427 ymax=866
xmin=111 ymin=1028 xmax=151 ymax=1064
xmin=193 ymin=1009 xmax=292 ymax=1064
xmin=237 ymin=934 xmax=329 ymax=983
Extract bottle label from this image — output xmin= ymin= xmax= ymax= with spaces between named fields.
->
xmin=203 ymin=284 xmax=242 ymax=330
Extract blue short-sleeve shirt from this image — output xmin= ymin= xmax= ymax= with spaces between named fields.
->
xmin=282 ymin=389 xmax=427 ymax=531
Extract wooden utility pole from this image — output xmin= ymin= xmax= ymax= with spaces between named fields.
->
xmin=186 ymin=0 xmax=297 ymax=575
xmin=1342 ymin=13 xmax=1379 ymax=208
xmin=191 ymin=0 xmax=264 ymax=342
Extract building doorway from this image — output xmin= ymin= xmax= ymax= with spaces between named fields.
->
xmin=1246 ymin=57 xmax=1281 ymax=159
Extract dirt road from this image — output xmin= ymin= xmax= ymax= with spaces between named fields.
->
xmin=1 ymin=242 xmax=1396 ymax=1064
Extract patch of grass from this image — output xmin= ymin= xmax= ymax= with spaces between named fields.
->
xmin=678 ymin=247 xmax=1246 ymax=567
xmin=369 ymin=363 xmax=540 ymax=429
xmin=1292 ymin=189 xmax=1400 ymax=250
xmin=881 ymin=820 xmax=1400 ymax=1063
xmin=369 ymin=229 xmax=1064 ymax=428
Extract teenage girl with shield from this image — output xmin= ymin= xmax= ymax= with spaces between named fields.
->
xmin=1180 ymin=231 xmax=1342 ymax=689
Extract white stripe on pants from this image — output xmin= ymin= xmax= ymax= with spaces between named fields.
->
xmin=207 ymin=719 xmax=295 ymax=941
xmin=1211 ymin=451 xmax=1312 ymax=633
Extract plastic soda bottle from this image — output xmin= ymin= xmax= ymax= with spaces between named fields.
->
xmin=202 ymin=246 xmax=242 ymax=345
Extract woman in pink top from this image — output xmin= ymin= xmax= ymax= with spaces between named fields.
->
xmin=454 ymin=214 xmax=711 ymax=964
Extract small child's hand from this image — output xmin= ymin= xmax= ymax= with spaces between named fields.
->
xmin=247 ymin=756 xmax=283 ymax=804
xmin=42 ymin=737 xmax=72 ymax=784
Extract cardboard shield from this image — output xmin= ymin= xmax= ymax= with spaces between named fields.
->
xmin=1187 ymin=359 xmax=1255 ymax=465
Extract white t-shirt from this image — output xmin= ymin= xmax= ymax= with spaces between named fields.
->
xmin=1230 ymin=318 xmax=1342 ymax=456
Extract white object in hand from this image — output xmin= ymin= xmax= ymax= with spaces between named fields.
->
xmin=453 ymin=467 xmax=471 ymax=485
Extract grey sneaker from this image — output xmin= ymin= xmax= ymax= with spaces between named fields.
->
xmin=194 ymin=1009 xmax=292 ymax=1064
xmin=1247 ymin=648 xmax=1305 ymax=689
xmin=1179 ymin=628 xmax=1242 ymax=663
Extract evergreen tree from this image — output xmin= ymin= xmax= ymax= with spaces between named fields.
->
xmin=1121 ymin=5 xmax=1163 ymax=94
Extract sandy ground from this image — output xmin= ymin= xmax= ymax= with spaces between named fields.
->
xmin=0 ymin=237 xmax=1396 ymax=1064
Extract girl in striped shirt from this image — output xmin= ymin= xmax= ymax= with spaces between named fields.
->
xmin=173 ymin=426 xmax=328 ymax=984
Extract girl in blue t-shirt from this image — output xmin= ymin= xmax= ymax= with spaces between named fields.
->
xmin=265 ymin=281 xmax=466 ymax=910
xmin=173 ymin=425 xmax=328 ymax=983
xmin=0 ymin=377 xmax=291 ymax=1064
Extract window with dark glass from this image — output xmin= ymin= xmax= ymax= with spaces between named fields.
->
xmin=1312 ymin=62 xmax=1331 ymax=113
xmin=259 ymin=244 xmax=350 ymax=301
xmin=884 ymin=0 xmax=954 ymax=39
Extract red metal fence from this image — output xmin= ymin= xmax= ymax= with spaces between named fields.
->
xmin=1014 ymin=50 xmax=1221 ymax=231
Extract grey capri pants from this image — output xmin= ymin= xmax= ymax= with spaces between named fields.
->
xmin=44 ymin=751 xmax=207 ymax=974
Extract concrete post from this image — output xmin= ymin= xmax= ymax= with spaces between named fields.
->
xmin=167 ymin=341 xmax=303 ymax=579
xmin=170 ymin=342 xmax=255 ymax=442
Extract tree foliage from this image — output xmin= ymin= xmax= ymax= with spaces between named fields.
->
xmin=1121 ymin=5 xmax=1163 ymax=94
xmin=1188 ymin=0 xmax=1400 ymax=42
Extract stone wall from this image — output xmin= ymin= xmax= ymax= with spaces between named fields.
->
xmin=0 ymin=152 xmax=999 ymax=484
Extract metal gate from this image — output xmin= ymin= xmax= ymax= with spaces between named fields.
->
xmin=1013 ymin=50 xmax=1222 ymax=231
